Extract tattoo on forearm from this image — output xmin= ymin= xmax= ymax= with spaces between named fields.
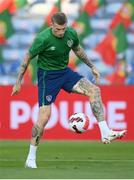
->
xmin=73 ymin=45 xmax=94 ymax=68
xmin=17 ymin=54 xmax=31 ymax=83
xmin=18 ymin=63 xmax=28 ymax=82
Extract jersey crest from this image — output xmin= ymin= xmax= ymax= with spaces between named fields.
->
xmin=67 ymin=39 xmax=73 ymax=48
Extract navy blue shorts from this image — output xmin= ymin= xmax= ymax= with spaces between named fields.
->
xmin=37 ymin=67 xmax=83 ymax=106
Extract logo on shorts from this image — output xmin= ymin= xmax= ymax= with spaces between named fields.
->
xmin=67 ymin=39 xmax=73 ymax=47
xmin=46 ymin=95 xmax=52 ymax=102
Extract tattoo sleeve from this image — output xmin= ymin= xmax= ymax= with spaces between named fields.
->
xmin=72 ymin=45 xmax=94 ymax=69
xmin=73 ymin=78 xmax=104 ymax=122
xmin=16 ymin=53 xmax=32 ymax=84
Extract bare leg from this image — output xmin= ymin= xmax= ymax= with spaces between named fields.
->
xmin=72 ymin=78 xmax=104 ymax=122
xmin=72 ymin=78 xmax=111 ymax=141
xmin=31 ymin=105 xmax=51 ymax=146
xmin=72 ymin=78 xmax=127 ymax=143
xmin=25 ymin=105 xmax=51 ymax=168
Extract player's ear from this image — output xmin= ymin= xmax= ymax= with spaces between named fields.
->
xmin=50 ymin=22 xmax=54 ymax=28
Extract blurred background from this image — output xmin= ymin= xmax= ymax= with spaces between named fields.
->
xmin=0 ymin=0 xmax=134 ymax=85
xmin=0 ymin=2 xmax=134 ymax=178
xmin=0 ymin=0 xmax=134 ymax=141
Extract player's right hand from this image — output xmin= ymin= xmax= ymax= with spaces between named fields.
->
xmin=11 ymin=83 xmax=21 ymax=96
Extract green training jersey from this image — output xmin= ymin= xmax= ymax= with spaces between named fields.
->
xmin=29 ymin=27 xmax=79 ymax=70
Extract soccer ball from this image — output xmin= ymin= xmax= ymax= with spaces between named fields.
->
xmin=68 ymin=113 xmax=89 ymax=133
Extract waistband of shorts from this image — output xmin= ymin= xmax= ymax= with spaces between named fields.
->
xmin=38 ymin=67 xmax=69 ymax=74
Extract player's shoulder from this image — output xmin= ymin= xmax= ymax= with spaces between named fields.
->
xmin=37 ymin=27 xmax=51 ymax=40
xmin=66 ymin=26 xmax=77 ymax=35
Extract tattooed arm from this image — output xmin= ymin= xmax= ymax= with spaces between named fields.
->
xmin=11 ymin=53 xmax=32 ymax=96
xmin=72 ymin=45 xmax=94 ymax=68
xmin=16 ymin=53 xmax=32 ymax=84
xmin=72 ymin=45 xmax=100 ymax=84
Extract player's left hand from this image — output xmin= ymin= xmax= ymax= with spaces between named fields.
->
xmin=91 ymin=66 xmax=100 ymax=84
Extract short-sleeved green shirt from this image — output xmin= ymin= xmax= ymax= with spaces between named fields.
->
xmin=29 ymin=27 xmax=79 ymax=70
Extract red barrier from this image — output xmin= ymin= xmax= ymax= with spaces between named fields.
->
xmin=0 ymin=85 xmax=134 ymax=140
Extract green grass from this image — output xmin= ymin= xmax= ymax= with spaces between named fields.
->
xmin=0 ymin=140 xmax=134 ymax=179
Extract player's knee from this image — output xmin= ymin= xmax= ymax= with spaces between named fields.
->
xmin=38 ymin=108 xmax=51 ymax=127
xmin=43 ymin=111 xmax=51 ymax=121
xmin=39 ymin=107 xmax=51 ymax=120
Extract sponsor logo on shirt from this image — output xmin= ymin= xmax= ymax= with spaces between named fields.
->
xmin=67 ymin=39 xmax=73 ymax=47
xmin=47 ymin=46 xmax=56 ymax=51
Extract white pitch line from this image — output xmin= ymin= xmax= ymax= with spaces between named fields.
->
xmin=0 ymin=159 xmax=134 ymax=162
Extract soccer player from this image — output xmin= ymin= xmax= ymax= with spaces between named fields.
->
xmin=11 ymin=12 xmax=126 ymax=168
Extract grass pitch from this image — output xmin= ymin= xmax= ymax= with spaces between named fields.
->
xmin=0 ymin=140 xmax=134 ymax=179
